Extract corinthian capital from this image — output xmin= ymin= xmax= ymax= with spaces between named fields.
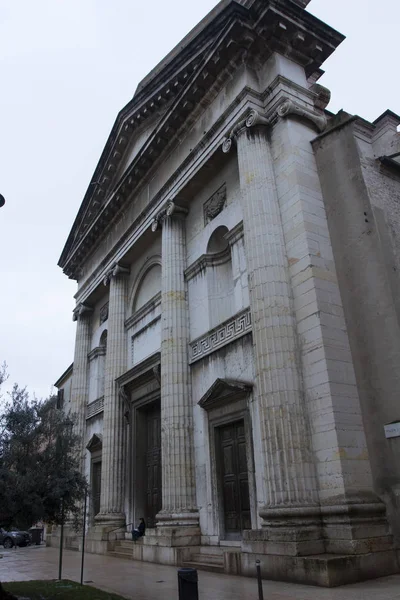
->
xmin=151 ymin=200 xmax=188 ymax=231
xmin=103 ymin=263 xmax=130 ymax=286
xmin=222 ymin=109 xmax=271 ymax=153
xmin=72 ymin=302 xmax=93 ymax=322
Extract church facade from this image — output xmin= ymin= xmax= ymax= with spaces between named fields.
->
xmin=51 ymin=0 xmax=400 ymax=586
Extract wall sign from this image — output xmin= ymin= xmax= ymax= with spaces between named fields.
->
xmin=384 ymin=422 xmax=400 ymax=439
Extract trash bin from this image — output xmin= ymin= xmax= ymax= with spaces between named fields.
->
xmin=177 ymin=568 xmax=198 ymax=600
xmin=29 ymin=528 xmax=43 ymax=545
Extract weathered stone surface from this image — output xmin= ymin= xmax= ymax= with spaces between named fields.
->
xmin=54 ymin=0 xmax=400 ymax=587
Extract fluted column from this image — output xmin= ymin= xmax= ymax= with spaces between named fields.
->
xmin=96 ymin=263 xmax=129 ymax=527
xmin=152 ymin=201 xmax=198 ymax=527
xmin=71 ymin=303 xmax=93 ymax=472
xmin=223 ymin=110 xmax=322 ymax=551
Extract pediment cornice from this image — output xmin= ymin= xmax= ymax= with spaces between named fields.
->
xmin=198 ymin=378 xmax=253 ymax=410
xmin=59 ymin=0 xmax=344 ymax=280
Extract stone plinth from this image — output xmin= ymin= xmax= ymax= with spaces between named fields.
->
xmin=240 ymin=547 xmax=399 ymax=587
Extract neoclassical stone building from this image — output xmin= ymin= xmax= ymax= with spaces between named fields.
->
xmin=52 ymin=0 xmax=400 ymax=586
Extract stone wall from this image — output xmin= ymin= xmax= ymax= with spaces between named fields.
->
xmin=313 ymin=118 xmax=400 ymax=541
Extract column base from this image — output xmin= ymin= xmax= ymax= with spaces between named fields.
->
xmin=156 ymin=509 xmax=200 ymax=527
xmin=83 ymin=524 xmax=126 ymax=555
xmin=145 ymin=525 xmax=201 ymax=547
xmin=94 ymin=512 xmax=125 ymax=528
xmin=258 ymin=504 xmax=324 ymax=555
xmin=321 ymin=494 xmax=394 ymax=554
xmin=239 ymin=548 xmax=399 ymax=587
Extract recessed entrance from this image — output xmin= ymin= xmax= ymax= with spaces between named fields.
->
xmin=218 ymin=420 xmax=251 ymax=539
xmin=91 ymin=460 xmax=101 ymax=520
xmin=143 ymin=402 xmax=162 ymax=528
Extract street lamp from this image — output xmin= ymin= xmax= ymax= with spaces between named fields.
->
xmin=0 ymin=195 xmax=5 ymax=208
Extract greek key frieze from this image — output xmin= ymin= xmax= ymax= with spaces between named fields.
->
xmin=189 ymin=308 xmax=252 ymax=363
xmin=86 ymin=396 xmax=104 ymax=419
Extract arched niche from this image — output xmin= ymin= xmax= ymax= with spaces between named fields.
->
xmin=207 ymin=225 xmax=229 ymax=254
xmin=133 ymin=263 xmax=162 ymax=313
xmin=99 ymin=330 xmax=108 ymax=349
xmin=206 ymin=226 xmax=234 ymax=328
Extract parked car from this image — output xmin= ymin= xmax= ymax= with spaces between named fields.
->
xmin=0 ymin=527 xmax=31 ymax=548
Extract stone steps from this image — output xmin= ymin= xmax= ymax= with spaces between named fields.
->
xmin=190 ymin=553 xmax=224 ymax=565
xmin=117 ymin=540 xmax=134 ymax=550
xmin=183 ymin=550 xmax=225 ymax=573
xmin=113 ymin=546 xmax=133 ymax=555
xmin=182 ymin=559 xmax=224 ymax=573
xmin=109 ymin=540 xmax=134 ymax=560
xmin=108 ymin=551 xmax=134 ymax=561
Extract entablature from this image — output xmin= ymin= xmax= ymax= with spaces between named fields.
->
xmin=59 ymin=0 xmax=343 ymax=282
xmin=73 ymin=77 xmax=328 ymax=307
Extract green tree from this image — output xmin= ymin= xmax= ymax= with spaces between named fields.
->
xmin=0 ymin=365 xmax=87 ymax=530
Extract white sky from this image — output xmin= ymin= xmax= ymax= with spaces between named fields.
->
xmin=0 ymin=0 xmax=399 ymax=399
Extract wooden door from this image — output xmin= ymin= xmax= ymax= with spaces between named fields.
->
xmin=92 ymin=461 xmax=101 ymax=519
xmin=145 ymin=404 xmax=162 ymax=528
xmin=219 ymin=420 xmax=251 ymax=538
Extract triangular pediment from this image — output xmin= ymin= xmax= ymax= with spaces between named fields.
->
xmin=86 ymin=433 xmax=102 ymax=452
xmin=59 ymin=3 xmax=251 ymax=277
xmin=198 ymin=378 xmax=252 ymax=410
xmin=59 ymin=1 xmax=344 ymax=279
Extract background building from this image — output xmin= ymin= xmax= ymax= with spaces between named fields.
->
xmin=49 ymin=0 xmax=400 ymax=586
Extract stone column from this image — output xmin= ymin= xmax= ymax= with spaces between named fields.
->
xmin=223 ymin=110 xmax=322 ymax=554
xmin=274 ymin=98 xmax=393 ymax=555
xmin=71 ymin=303 xmax=93 ymax=472
xmin=96 ymin=263 xmax=129 ymax=527
xmin=152 ymin=201 xmax=199 ymax=529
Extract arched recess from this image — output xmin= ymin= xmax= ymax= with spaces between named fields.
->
xmin=207 ymin=226 xmax=230 ymax=254
xmin=130 ymin=257 xmax=162 ymax=315
xmin=100 ymin=330 xmax=108 ymax=348
xmin=206 ymin=226 xmax=234 ymax=328
xmin=98 ymin=329 xmax=107 ymax=399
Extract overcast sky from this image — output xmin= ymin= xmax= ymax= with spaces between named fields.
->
xmin=0 ymin=0 xmax=399 ymax=400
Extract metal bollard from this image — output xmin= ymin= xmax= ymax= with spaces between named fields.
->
xmin=256 ymin=560 xmax=264 ymax=600
xmin=177 ymin=567 xmax=199 ymax=600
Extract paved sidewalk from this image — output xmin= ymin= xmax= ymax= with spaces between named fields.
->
xmin=1 ymin=546 xmax=400 ymax=600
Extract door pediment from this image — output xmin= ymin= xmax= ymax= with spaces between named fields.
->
xmin=198 ymin=378 xmax=252 ymax=411
xmin=86 ymin=433 xmax=103 ymax=452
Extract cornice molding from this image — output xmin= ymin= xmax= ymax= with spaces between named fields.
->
xmin=125 ymin=291 xmax=162 ymax=331
xmin=198 ymin=378 xmax=253 ymax=411
xmin=54 ymin=363 xmax=73 ymax=388
xmin=225 ymin=220 xmax=244 ymax=247
xmin=88 ymin=346 xmax=106 ymax=362
xmin=222 ymin=98 xmax=327 ymax=155
xmin=86 ymin=432 xmax=103 ymax=449
xmin=116 ymin=351 xmax=161 ymax=389
xmin=72 ymin=80 xmax=322 ymax=305
xmin=185 ymin=246 xmax=232 ymax=281
xmin=59 ymin=1 xmax=344 ymax=280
